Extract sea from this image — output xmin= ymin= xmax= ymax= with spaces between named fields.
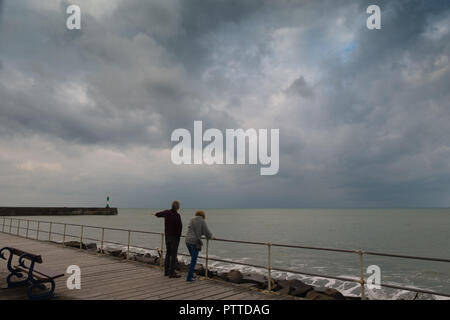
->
xmin=10 ymin=208 xmax=450 ymax=300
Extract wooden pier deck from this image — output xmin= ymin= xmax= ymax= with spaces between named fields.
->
xmin=0 ymin=233 xmax=291 ymax=300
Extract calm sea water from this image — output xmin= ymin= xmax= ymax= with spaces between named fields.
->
xmin=12 ymin=208 xmax=450 ymax=299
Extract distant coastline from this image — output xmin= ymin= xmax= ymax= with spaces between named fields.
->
xmin=0 ymin=207 xmax=118 ymax=216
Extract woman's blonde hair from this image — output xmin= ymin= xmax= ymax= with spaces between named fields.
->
xmin=195 ymin=210 xmax=206 ymax=219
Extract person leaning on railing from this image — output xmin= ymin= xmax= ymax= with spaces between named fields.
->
xmin=185 ymin=210 xmax=215 ymax=282
xmin=154 ymin=200 xmax=183 ymax=278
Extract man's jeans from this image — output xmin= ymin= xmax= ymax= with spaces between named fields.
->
xmin=165 ymin=235 xmax=180 ymax=275
xmin=186 ymin=243 xmax=199 ymax=281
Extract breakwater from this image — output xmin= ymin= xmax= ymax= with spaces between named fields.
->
xmin=0 ymin=207 xmax=118 ymax=216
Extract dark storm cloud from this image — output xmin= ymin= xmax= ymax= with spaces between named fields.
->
xmin=0 ymin=0 xmax=449 ymax=207
xmin=286 ymin=76 xmax=314 ymax=98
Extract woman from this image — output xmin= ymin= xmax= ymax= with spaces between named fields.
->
xmin=185 ymin=210 xmax=215 ymax=282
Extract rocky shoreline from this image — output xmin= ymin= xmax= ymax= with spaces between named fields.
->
xmin=63 ymin=240 xmax=359 ymax=300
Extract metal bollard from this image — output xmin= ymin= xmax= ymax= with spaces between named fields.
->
xmin=267 ymin=243 xmax=272 ymax=291
xmin=160 ymin=233 xmax=164 ymax=269
xmin=63 ymin=224 xmax=67 ymax=246
xmin=48 ymin=222 xmax=52 ymax=241
xmin=205 ymin=239 xmax=209 ymax=278
xmin=358 ymin=250 xmax=366 ymax=300
xmin=101 ymin=228 xmax=105 ymax=254
xmin=127 ymin=230 xmax=131 ymax=259
xmin=80 ymin=225 xmax=84 ymax=249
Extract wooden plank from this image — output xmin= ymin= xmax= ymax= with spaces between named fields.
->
xmin=171 ymin=286 xmax=238 ymax=300
xmin=112 ymin=279 xmax=216 ymax=299
xmin=201 ymin=289 xmax=246 ymax=300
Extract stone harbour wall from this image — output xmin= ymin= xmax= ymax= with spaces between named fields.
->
xmin=0 ymin=207 xmax=118 ymax=216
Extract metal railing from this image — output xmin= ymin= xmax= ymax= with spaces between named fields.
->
xmin=1 ymin=217 xmax=449 ymax=299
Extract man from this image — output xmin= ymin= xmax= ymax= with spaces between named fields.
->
xmin=154 ymin=200 xmax=182 ymax=278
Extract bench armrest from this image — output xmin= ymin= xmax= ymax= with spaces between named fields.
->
xmin=18 ymin=254 xmax=39 ymax=270
xmin=0 ymin=247 xmax=12 ymax=260
xmin=0 ymin=247 xmax=16 ymax=273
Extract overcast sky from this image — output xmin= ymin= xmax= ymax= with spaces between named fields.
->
xmin=0 ymin=0 xmax=449 ymax=208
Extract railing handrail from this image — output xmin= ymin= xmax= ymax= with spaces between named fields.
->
xmin=1 ymin=216 xmax=450 ymax=299
xmin=4 ymin=217 xmax=449 ymax=262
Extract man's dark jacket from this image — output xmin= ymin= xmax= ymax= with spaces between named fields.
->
xmin=155 ymin=209 xmax=182 ymax=237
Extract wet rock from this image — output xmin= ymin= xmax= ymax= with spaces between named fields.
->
xmin=306 ymin=288 xmax=345 ymax=300
xmin=322 ymin=288 xmax=345 ymax=300
xmin=241 ymin=274 xmax=267 ymax=288
xmin=227 ymin=270 xmax=243 ymax=284
xmin=86 ymin=243 xmax=97 ymax=251
xmin=276 ymin=279 xmax=314 ymax=297
xmin=278 ymin=286 xmax=291 ymax=295
xmin=291 ymin=283 xmax=314 ymax=297
xmin=106 ymin=249 xmax=122 ymax=257
xmin=175 ymin=259 xmax=187 ymax=271
xmin=267 ymin=279 xmax=280 ymax=291
xmin=205 ymin=270 xmax=217 ymax=278
xmin=195 ymin=264 xmax=205 ymax=276
xmin=215 ymin=272 xmax=229 ymax=281
xmin=275 ymin=280 xmax=289 ymax=293
xmin=118 ymin=252 xmax=128 ymax=259
xmin=143 ymin=256 xmax=158 ymax=264
xmin=64 ymin=241 xmax=86 ymax=249
xmin=239 ymin=283 xmax=260 ymax=289
xmin=306 ymin=291 xmax=336 ymax=300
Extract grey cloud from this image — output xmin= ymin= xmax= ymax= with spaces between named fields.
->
xmin=286 ymin=76 xmax=314 ymax=98
xmin=0 ymin=0 xmax=449 ymax=207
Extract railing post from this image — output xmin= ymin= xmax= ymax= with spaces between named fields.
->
xmin=37 ymin=221 xmax=40 ymax=240
xmin=63 ymin=224 xmax=67 ymax=246
xmin=127 ymin=230 xmax=131 ymax=259
xmin=17 ymin=219 xmax=20 ymax=236
xmin=80 ymin=225 xmax=84 ymax=249
xmin=26 ymin=220 xmax=29 ymax=238
xmin=9 ymin=218 xmax=12 ymax=233
xmin=358 ymin=250 xmax=366 ymax=300
xmin=101 ymin=228 xmax=105 ymax=254
xmin=205 ymin=239 xmax=209 ymax=278
xmin=48 ymin=222 xmax=52 ymax=241
xmin=2 ymin=217 xmax=5 ymax=232
xmin=267 ymin=243 xmax=272 ymax=291
xmin=160 ymin=233 xmax=164 ymax=269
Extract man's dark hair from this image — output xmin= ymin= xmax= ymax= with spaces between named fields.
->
xmin=171 ymin=200 xmax=180 ymax=211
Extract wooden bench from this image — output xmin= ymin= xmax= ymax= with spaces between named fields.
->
xmin=0 ymin=247 xmax=64 ymax=299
